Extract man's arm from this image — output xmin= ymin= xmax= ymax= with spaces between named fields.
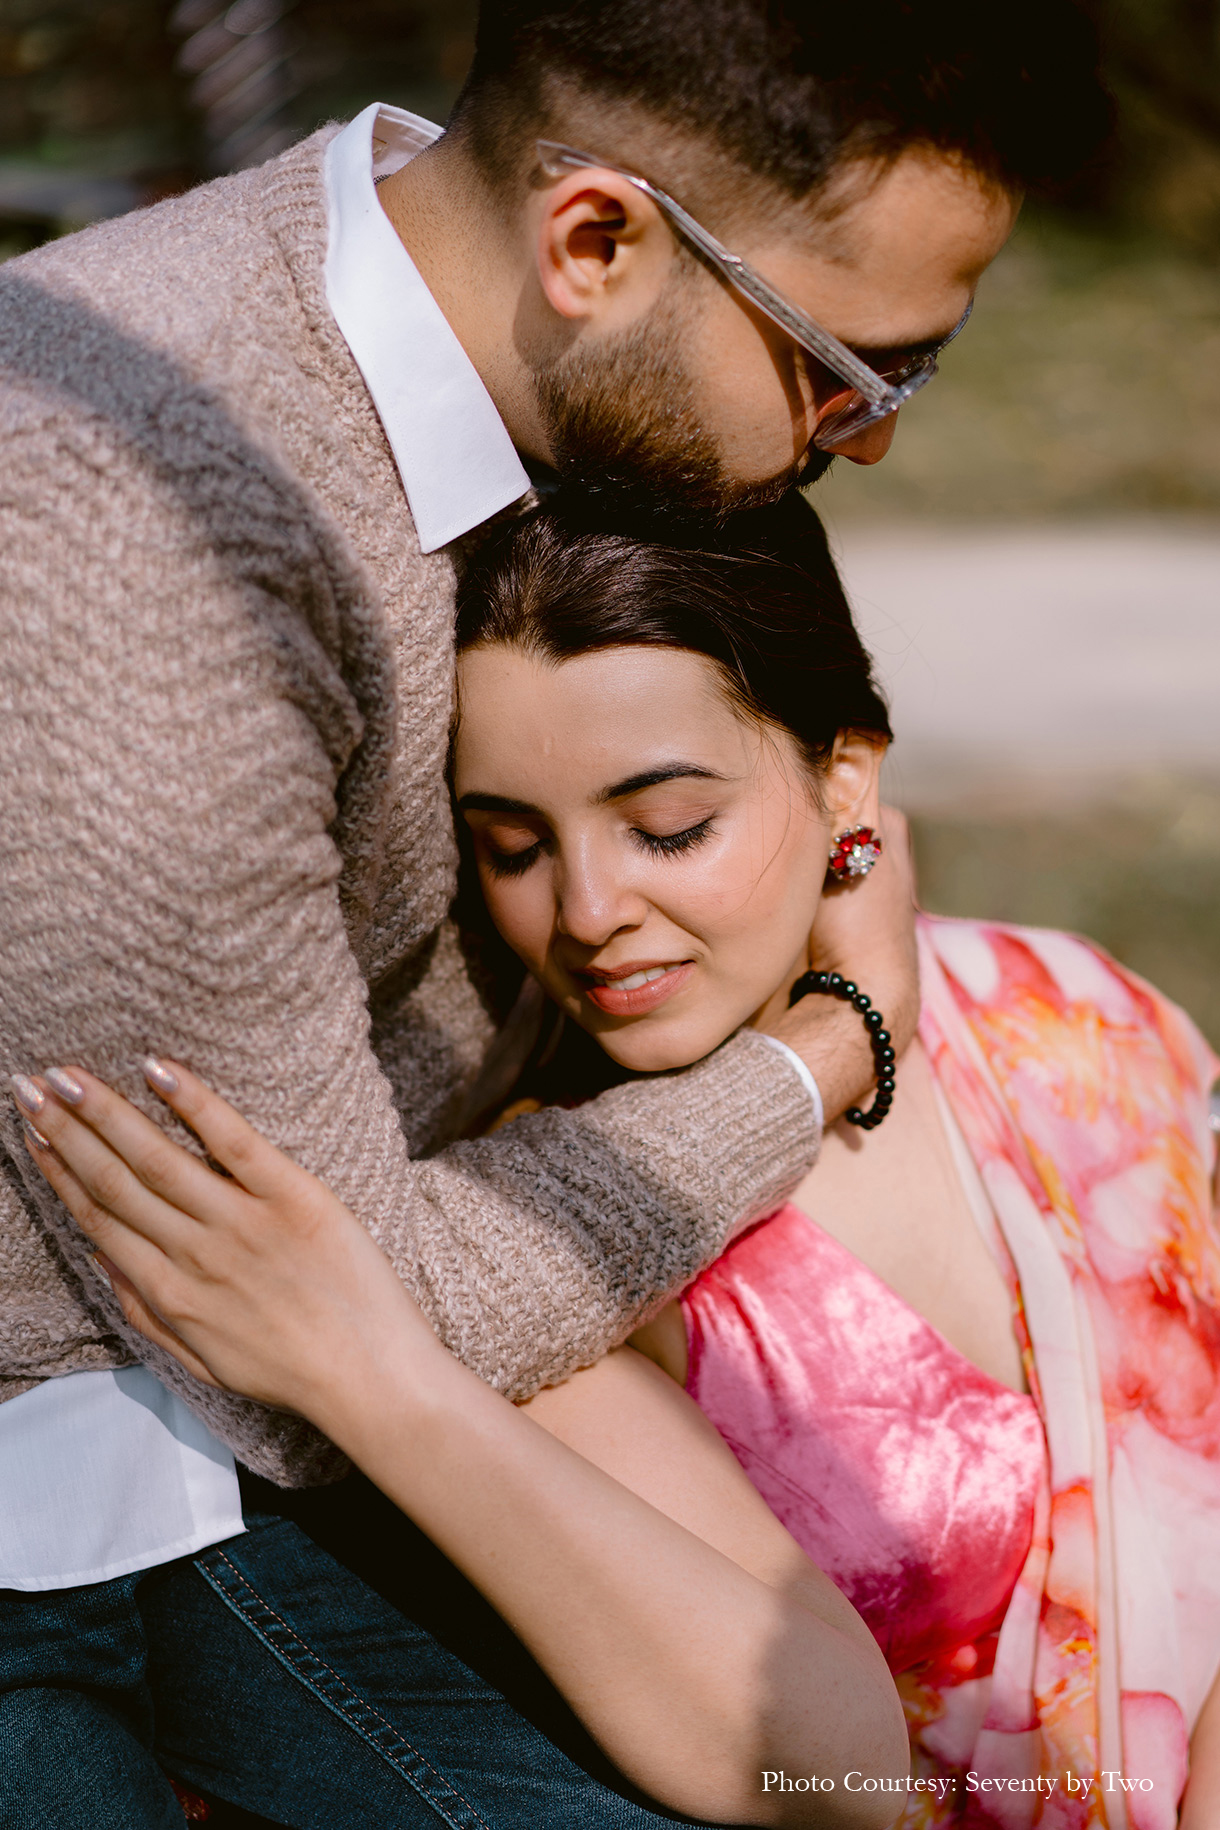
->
xmin=373 ymin=834 xmax=916 ymax=1396
xmin=0 ymin=379 xmax=911 ymax=1482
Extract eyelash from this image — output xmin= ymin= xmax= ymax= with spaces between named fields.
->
xmin=482 ymin=818 xmax=714 ymax=879
xmin=484 ymin=842 xmax=542 ymax=879
xmin=633 ymin=817 xmax=714 ymax=857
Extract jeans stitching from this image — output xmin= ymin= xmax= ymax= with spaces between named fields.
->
xmin=194 ymin=1546 xmax=496 ymax=1830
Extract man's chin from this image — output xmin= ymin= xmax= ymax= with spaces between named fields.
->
xmin=551 ymin=446 xmax=837 ymax=524
xmin=795 ymin=447 xmax=837 ymax=490
xmin=715 ymin=446 xmax=837 ymax=513
xmin=691 ymin=445 xmax=837 ymax=517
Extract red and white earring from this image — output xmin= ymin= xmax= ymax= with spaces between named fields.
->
xmin=827 ymin=825 xmax=883 ymax=883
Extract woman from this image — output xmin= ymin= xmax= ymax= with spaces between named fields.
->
xmin=13 ymin=500 xmax=1220 ymax=1829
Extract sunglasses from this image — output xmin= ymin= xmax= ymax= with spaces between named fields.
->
xmin=537 ymin=140 xmax=972 ymax=452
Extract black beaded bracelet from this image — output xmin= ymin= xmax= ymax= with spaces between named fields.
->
xmin=787 ymin=970 xmax=895 ymax=1130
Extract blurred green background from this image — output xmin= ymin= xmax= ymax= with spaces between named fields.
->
xmin=1 ymin=1 xmax=1217 ymax=1044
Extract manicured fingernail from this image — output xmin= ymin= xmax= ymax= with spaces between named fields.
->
xmin=10 ymin=1074 xmax=45 ymax=1116
xmin=22 ymin=1116 xmax=51 ymax=1152
xmin=90 ymin=1253 xmax=116 ymax=1296
xmin=45 ymin=1068 xmax=84 ymax=1106
xmin=142 ymin=1057 xmax=179 ymax=1096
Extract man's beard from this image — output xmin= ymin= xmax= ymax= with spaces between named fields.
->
xmin=533 ymin=292 xmax=835 ymax=524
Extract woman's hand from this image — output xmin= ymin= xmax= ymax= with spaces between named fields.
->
xmin=10 ymin=1061 xmax=432 ymax=1423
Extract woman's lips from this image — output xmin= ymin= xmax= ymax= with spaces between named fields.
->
xmin=580 ymin=961 xmax=695 ymax=1018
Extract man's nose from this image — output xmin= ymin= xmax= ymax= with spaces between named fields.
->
xmin=835 ymin=412 xmax=899 ymax=466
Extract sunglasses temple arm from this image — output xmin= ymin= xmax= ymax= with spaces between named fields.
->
xmin=537 ymin=140 xmax=895 ymax=410
xmin=713 ymin=264 xmax=895 ymax=406
xmin=630 ymin=183 xmax=895 ymax=408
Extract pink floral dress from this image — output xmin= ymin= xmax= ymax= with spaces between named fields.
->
xmin=682 ymin=917 xmax=1220 ymax=1829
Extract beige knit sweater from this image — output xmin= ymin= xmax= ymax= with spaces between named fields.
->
xmin=0 ymin=127 xmax=820 ymax=1485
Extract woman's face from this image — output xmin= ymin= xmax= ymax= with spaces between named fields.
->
xmin=454 ymin=642 xmax=882 ymax=1072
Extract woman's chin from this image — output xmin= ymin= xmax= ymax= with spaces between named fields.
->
xmin=591 ymin=1010 xmax=740 ymax=1076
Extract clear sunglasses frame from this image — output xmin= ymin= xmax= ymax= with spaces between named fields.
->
xmin=537 ymin=140 xmax=972 ymax=452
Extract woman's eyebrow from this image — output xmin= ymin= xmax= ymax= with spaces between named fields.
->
xmin=458 ymin=767 xmax=724 ymax=818
xmin=456 ymin=792 xmax=542 ymax=816
xmin=598 ymin=765 xmax=723 ymax=803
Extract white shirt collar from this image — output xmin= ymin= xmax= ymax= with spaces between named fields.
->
xmin=323 ymin=102 xmax=530 ymax=555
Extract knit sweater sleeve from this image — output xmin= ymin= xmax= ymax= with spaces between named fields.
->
xmin=0 ymin=373 xmax=818 ymax=1487
xmin=365 ymin=920 xmax=819 ymax=1396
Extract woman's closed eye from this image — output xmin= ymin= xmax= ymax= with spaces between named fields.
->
xmin=484 ymin=842 xmax=542 ymax=878
xmin=632 ymin=816 xmax=715 ymax=858
xmin=480 ymin=832 xmax=546 ymax=878
xmin=468 ymin=816 xmax=549 ymax=878
xmin=477 ymin=816 xmax=717 ymax=878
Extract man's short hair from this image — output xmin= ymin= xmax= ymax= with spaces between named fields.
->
xmin=452 ymin=0 xmax=1110 ymax=209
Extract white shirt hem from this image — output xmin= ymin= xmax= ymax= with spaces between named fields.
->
xmin=0 ymin=1516 xmax=247 ymax=1594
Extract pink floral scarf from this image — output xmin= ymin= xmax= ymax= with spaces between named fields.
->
xmin=915 ymin=916 xmax=1220 ymax=1830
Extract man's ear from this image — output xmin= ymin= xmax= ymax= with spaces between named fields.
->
xmin=534 ymin=168 xmax=676 ymax=325
xmin=822 ymin=731 xmax=887 ymax=828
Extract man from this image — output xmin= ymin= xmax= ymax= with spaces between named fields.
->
xmin=0 ymin=2 xmax=1107 ymax=1823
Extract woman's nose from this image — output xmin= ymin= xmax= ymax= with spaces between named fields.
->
xmin=555 ymin=857 xmax=646 ymax=949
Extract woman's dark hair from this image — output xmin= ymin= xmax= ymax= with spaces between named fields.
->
xmin=454 ymin=490 xmax=892 ymax=780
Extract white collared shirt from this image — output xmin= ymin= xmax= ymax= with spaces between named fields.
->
xmin=0 ymin=1367 xmax=244 ymax=1591
xmin=323 ymin=103 xmax=531 ymax=552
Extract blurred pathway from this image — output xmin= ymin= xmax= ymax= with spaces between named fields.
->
xmin=828 ymin=519 xmax=1220 ymax=810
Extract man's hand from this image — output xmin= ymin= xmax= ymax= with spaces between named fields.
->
xmin=759 ymin=806 xmax=919 ymax=1125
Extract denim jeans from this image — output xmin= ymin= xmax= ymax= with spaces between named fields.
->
xmin=0 ymin=1473 xmax=746 ymax=1830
